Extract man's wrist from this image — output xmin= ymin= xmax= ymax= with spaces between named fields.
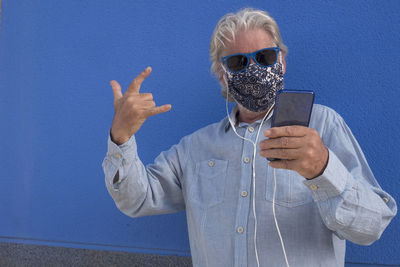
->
xmin=307 ymin=148 xmax=329 ymax=180
xmin=110 ymin=130 xmax=130 ymax=146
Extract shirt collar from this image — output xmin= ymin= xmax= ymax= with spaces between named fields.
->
xmin=224 ymin=106 xmax=239 ymax=132
xmin=224 ymin=106 xmax=274 ymax=133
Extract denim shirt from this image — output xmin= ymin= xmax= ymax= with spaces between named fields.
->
xmin=102 ymin=104 xmax=397 ymax=267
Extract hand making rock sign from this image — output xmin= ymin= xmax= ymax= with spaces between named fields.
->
xmin=110 ymin=67 xmax=171 ymax=145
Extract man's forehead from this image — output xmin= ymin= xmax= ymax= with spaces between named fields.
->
xmin=223 ymin=28 xmax=275 ymax=55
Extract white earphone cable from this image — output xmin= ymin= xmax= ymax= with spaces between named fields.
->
xmin=223 ymin=58 xmax=289 ymax=266
xmin=225 ymin=95 xmax=272 ymax=267
xmin=272 ymin=168 xmax=290 ymax=267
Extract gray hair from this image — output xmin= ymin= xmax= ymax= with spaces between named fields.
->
xmin=209 ymin=8 xmax=288 ymax=100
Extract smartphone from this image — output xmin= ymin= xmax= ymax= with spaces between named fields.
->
xmin=271 ymin=90 xmax=315 ymax=127
xmin=268 ymin=89 xmax=315 ymax=161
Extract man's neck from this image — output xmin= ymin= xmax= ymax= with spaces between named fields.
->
xmin=237 ymin=107 xmax=268 ymax=124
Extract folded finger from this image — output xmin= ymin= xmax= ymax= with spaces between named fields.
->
xmin=137 ymin=100 xmax=156 ymax=109
xmin=139 ymin=93 xmax=154 ymax=100
xmin=259 ymin=136 xmax=303 ymax=150
xmin=259 ymin=148 xmax=300 ymax=160
xmin=268 ymin=159 xmax=298 ymax=170
xmin=264 ymin=125 xmax=309 ymax=138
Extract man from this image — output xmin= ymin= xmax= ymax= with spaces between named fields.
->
xmin=103 ymin=8 xmax=397 ymax=267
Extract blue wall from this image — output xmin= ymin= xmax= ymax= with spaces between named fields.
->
xmin=0 ymin=0 xmax=399 ymax=265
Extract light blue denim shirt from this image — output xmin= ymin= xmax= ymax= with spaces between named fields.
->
xmin=102 ymin=104 xmax=397 ymax=267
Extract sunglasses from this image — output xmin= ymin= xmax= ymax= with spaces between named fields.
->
xmin=221 ymin=47 xmax=280 ymax=73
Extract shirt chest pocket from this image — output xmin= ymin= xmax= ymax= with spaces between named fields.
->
xmin=189 ymin=159 xmax=228 ymax=208
xmin=265 ymin=169 xmax=313 ymax=208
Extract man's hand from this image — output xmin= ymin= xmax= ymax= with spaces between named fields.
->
xmin=259 ymin=126 xmax=329 ymax=179
xmin=110 ymin=67 xmax=171 ymax=145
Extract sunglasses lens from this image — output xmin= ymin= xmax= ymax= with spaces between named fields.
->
xmin=255 ymin=49 xmax=277 ymax=66
xmin=226 ymin=55 xmax=248 ymax=72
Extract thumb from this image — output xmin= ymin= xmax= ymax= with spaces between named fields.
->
xmin=147 ymin=104 xmax=172 ymax=117
xmin=110 ymin=80 xmax=123 ymax=101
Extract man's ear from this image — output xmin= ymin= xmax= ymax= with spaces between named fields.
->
xmin=218 ymin=64 xmax=227 ymax=86
xmin=281 ymin=52 xmax=287 ymax=75
xmin=219 ymin=72 xmax=227 ymax=86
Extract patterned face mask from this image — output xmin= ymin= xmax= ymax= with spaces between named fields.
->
xmin=225 ymin=62 xmax=284 ymax=112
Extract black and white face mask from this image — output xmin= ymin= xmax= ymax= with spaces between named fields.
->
xmin=224 ymin=62 xmax=284 ymax=112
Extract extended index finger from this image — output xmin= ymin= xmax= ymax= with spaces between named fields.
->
xmin=126 ymin=66 xmax=152 ymax=94
xmin=264 ymin=125 xmax=309 ymax=138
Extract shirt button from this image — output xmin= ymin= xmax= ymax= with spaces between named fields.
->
xmin=208 ymin=160 xmax=214 ymax=167
xmin=382 ymin=197 xmax=389 ymax=204
xmin=237 ymin=227 xmax=244 ymax=234
xmin=248 ymin=127 xmax=255 ymax=133
xmin=244 ymin=157 xmax=250 ymax=163
xmin=114 ymin=153 xmax=122 ymax=159
xmin=309 ymin=184 xmax=318 ymax=191
xmin=241 ymin=191 xmax=248 ymax=197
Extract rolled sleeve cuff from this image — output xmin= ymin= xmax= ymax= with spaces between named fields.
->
xmin=107 ymin=134 xmax=138 ymax=165
xmin=303 ymin=149 xmax=350 ymax=202
xmin=105 ymin=134 xmax=139 ymax=190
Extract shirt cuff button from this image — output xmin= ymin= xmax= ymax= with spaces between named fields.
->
xmin=309 ymin=184 xmax=318 ymax=191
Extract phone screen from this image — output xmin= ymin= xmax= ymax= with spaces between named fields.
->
xmin=271 ymin=90 xmax=315 ymax=127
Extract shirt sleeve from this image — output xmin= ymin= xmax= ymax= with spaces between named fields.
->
xmin=303 ymin=112 xmax=397 ymax=245
xmin=102 ymin=134 xmax=188 ymax=218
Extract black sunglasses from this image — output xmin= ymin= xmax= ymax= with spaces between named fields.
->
xmin=221 ymin=47 xmax=280 ymax=73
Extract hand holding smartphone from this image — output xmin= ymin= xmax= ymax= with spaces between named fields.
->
xmin=267 ymin=90 xmax=315 ymax=161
